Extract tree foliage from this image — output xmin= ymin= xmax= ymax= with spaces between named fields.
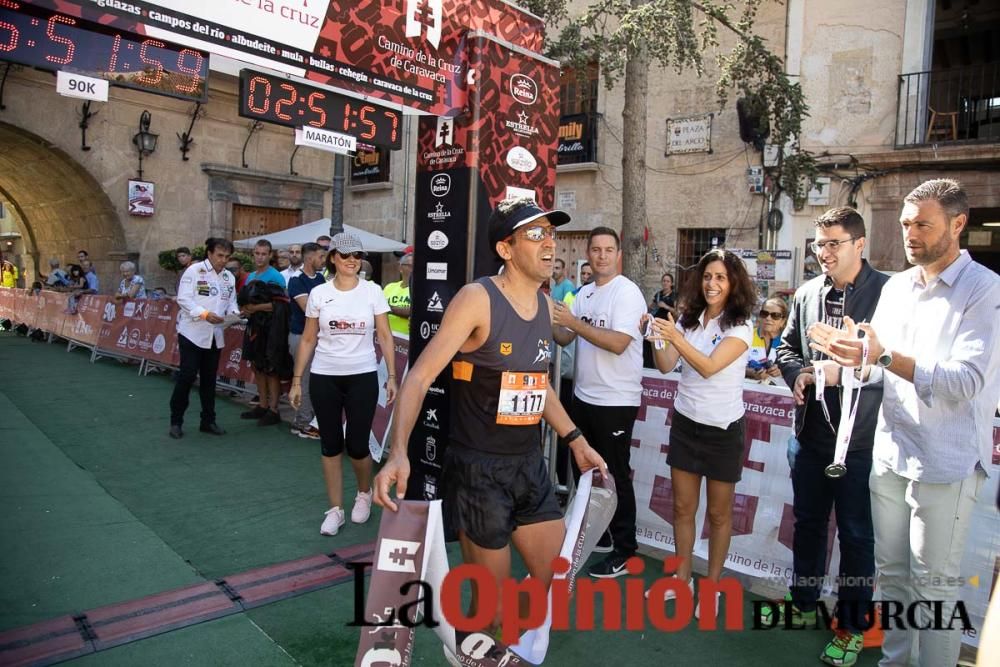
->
xmin=522 ymin=0 xmax=819 ymax=276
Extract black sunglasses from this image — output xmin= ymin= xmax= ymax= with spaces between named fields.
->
xmin=758 ymin=309 xmax=784 ymax=320
xmin=335 ymin=251 xmax=366 ymax=260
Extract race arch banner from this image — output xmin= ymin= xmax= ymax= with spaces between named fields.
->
xmin=25 ymin=0 xmax=546 ymax=116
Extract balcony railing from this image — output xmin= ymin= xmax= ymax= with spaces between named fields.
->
xmin=896 ymin=62 xmax=1000 ymax=148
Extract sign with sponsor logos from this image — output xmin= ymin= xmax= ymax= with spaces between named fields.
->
xmin=32 ymin=0 xmax=545 ymax=117
xmin=403 ymin=33 xmax=559 ymax=501
xmin=351 ymin=146 xmax=391 ymax=184
xmin=665 ymin=113 xmax=713 ymax=155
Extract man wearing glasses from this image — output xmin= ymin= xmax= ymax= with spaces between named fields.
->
xmin=772 ymin=207 xmax=889 ymax=667
xmin=552 ymin=226 xmax=648 ymax=578
xmin=374 ymin=197 xmax=606 ymax=652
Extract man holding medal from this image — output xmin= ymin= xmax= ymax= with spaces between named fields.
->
xmin=773 ymin=207 xmax=889 ymax=666
xmin=808 ymin=180 xmax=1000 ymax=667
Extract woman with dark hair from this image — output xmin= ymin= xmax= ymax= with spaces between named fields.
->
xmin=649 ymin=272 xmax=677 ymax=319
xmin=643 ymin=248 xmax=757 ymax=617
xmin=67 ymin=264 xmax=88 ymax=289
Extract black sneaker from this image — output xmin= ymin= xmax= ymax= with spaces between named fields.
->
xmin=594 ymin=532 xmax=613 ymax=554
xmin=240 ymin=405 xmax=267 ymax=419
xmin=588 ymin=553 xmax=630 ymax=579
xmin=257 ymin=410 xmax=281 ymax=426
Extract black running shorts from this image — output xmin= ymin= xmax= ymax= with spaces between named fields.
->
xmin=442 ymin=444 xmax=563 ymax=550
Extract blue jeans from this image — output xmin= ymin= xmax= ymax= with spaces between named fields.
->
xmin=790 ymin=444 xmax=875 ymax=633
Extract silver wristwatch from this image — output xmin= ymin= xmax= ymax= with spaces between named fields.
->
xmin=876 ymin=348 xmax=893 ymax=368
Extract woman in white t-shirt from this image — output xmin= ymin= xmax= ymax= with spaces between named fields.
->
xmin=289 ymin=233 xmax=397 ymax=537
xmin=643 ymin=248 xmax=756 ymax=616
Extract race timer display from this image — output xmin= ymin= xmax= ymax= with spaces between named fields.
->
xmin=0 ymin=1 xmax=208 ymax=102
xmin=238 ymin=69 xmax=402 ymax=150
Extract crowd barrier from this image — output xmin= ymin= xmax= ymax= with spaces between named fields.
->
xmin=2 ymin=287 xmax=997 ymax=646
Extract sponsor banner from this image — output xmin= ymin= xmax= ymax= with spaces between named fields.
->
xmin=351 ymin=146 xmax=390 ymax=184
xmin=632 ymin=371 xmax=1000 ymax=646
xmin=59 ymin=294 xmax=104 ymax=347
xmin=219 ymin=321 xmax=256 ymax=383
xmin=33 ymin=0 xmax=545 ymax=117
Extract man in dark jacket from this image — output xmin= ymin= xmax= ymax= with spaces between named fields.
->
xmin=772 ymin=207 xmax=889 ymax=667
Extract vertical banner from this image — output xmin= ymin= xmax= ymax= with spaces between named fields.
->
xmin=405 ymin=35 xmax=559 ymax=501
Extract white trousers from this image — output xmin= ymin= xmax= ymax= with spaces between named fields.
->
xmin=870 ymin=459 xmax=984 ymax=667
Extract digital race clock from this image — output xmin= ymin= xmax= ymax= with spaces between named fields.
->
xmin=238 ymin=69 xmax=402 ymax=150
xmin=0 ymin=1 xmax=208 ymax=102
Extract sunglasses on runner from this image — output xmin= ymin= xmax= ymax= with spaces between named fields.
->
xmin=517 ymin=225 xmax=558 ymax=242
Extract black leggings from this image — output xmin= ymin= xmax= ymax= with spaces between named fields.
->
xmin=309 ymin=371 xmax=379 ymax=459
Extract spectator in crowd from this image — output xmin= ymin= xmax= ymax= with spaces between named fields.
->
xmin=281 ymin=244 xmax=303 ymax=284
xmin=550 ymin=257 xmax=575 ymax=302
xmin=649 ymin=272 xmax=677 ymax=319
xmin=644 ymin=248 xmax=756 ymax=617
xmin=773 ymin=207 xmax=888 ymax=667
xmin=809 ymin=179 xmax=1000 ymax=667
xmin=563 ymin=261 xmax=592 ymax=307
xmin=114 ymin=261 xmax=146 ymax=300
xmin=316 ymin=235 xmax=331 ymax=251
xmin=745 ymin=296 xmax=788 ymax=384
xmin=77 ymin=249 xmax=89 ymax=265
xmin=150 ymin=287 xmax=169 ymax=300
xmin=359 ymin=258 xmax=374 ymax=281
xmin=176 ymin=247 xmax=193 ymax=271
xmin=169 ymin=237 xmax=239 ymax=439
xmin=287 ymin=242 xmax=326 ymax=440
xmin=276 ymin=248 xmax=292 ymax=273
xmin=553 ymin=227 xmax=647 ymax=576
xmin=240 ymin=239 xmax=288 ymax=427
xmin=289 ymin=232 xmax=397 ymax=536
xmin=80 ymin=259 xmax=99 ymax=293
xmin=2 ymin=257 xmax=19 ymax=288
xmin=383 ymin=252 xmax=412 ymax=335
xmin=225 ymin=258 xmax=248 ymax=292
xmin=66 ymin=264 xmax=87 ymax=289
xmin=45 ymin=258 xmax=69 ymax=288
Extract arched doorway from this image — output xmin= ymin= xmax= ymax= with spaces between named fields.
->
xmin=0 ymin=121 xmax=125 ymax=286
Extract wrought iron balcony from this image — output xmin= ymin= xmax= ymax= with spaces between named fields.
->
xmin=895 ymin=62 xmax=1000 ymax=148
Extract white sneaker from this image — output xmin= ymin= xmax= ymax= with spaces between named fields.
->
xmin=695 ymin=591 xmax=721 ymax=620
xmin=351 ymin=490 xmax=373 ymax=524
xmin=320 ymin=507 xmax=345 ymax=536
xmin=645 ymin=577 xmax=693 ymax=601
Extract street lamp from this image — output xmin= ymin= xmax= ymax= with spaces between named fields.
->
xmin=132 ymin=110 xmax=158 ymax=180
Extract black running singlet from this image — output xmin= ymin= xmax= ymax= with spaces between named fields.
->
xmin=449 ymin=277 xmax=554 ymax=455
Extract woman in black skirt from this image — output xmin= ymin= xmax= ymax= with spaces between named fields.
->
xmin=644 ymin=249 xmax=757 ymax=617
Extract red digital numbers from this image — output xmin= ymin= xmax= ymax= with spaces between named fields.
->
xmin=174 ymin=49 xmax=204 ymax=94
xmin=383 ymin=110 xmax=399 ymax=144
xmin=0 ymin=17 xmax=18 ymax=52
xmin=274 ymin=82 xmax=296 ymax=121
xmin=358 ymin=105 xmax=377 ymax=139
xmin=44 ymin=13 xmax=74 ymax=65
xmin=307 ymin=91 xmax=327 ymax=128
xmin=136 ymin=38 xmax=165 ymax=85
xmin=247 ymin=75 xmax=272 ymax=113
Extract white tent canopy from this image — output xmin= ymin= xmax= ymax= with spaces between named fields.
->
xmin=233 ymin=219 xmax=407 ymax=253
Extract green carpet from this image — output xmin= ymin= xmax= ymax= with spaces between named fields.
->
xmin=0 ymin=333 xmax=883 ymax=666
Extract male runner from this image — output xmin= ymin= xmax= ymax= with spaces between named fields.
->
xmin=373 ymin=197 xmax=607 ymax=634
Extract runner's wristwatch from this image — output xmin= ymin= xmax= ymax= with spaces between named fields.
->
xmin=876 ymin=348 xmax=893 ymax=368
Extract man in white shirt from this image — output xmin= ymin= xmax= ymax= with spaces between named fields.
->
xmin=281 ymin=244 xmax=303 ymax=284
xmin=553 ymin=226 xmax=647 ymax=578
xmin=169 ymin=237 xmax=240 ymax=439
xmin=810 ymin=179 xmax=1000 ymax=667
